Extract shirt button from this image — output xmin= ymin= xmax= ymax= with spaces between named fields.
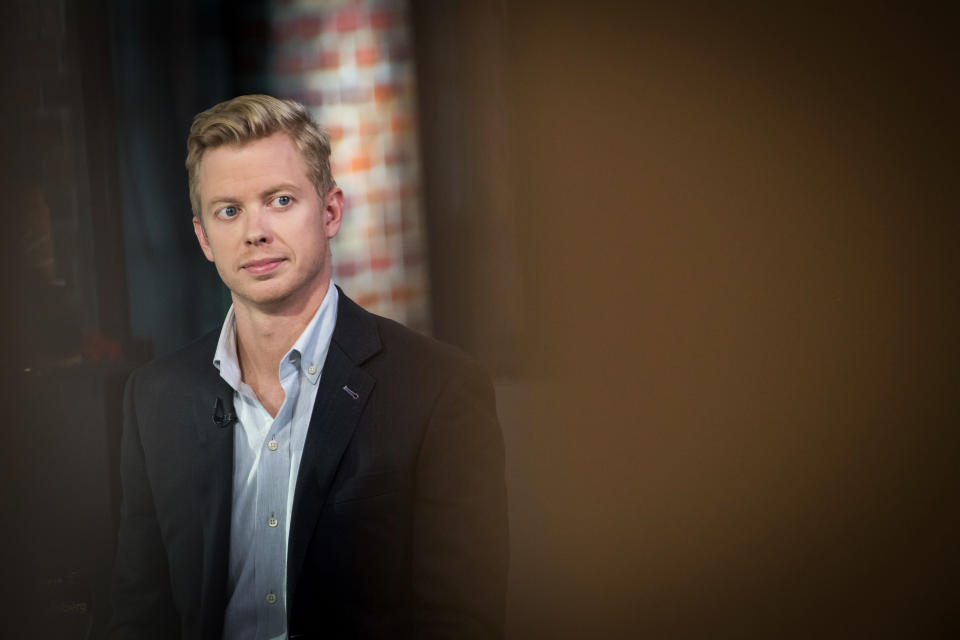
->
xmin=267 ymin=440 xmax=279 ymax=451
xmin=307 ymin=365 xmax=317 ymax=375
xmin=266 ymin=592 xmax=278 ymax=604
xmin=268 ymin=516 xmax=278 ymax=527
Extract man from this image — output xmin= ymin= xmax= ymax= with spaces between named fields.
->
xmin=107 ymin=95 xmax=508 ymax=639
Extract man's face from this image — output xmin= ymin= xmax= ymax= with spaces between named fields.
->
xmin=193 ymin=132 xmax=342 ymax=313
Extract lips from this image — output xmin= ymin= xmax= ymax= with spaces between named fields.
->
xmin=241 ymin=257 xmax=285 ymax=276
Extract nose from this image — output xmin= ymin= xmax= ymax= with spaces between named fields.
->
xmin=243 ymin=206 xmax=273 ymax=246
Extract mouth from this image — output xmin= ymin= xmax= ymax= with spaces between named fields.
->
xmin=241 ymin=257 xmax=286 ymax=276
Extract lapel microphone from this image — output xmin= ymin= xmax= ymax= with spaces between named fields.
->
xmin=212 ymin=397 xmax=238 ymax=428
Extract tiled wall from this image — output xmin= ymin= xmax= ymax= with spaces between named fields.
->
xmin=267 ymin=0 xmax=430 ymax=332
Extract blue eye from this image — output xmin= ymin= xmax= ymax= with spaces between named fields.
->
xmin=216 ymin=205 xmax=239 ymax=219
xmin=272 ymin=195 xmax=292 ymax=207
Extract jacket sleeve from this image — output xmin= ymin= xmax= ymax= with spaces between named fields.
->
xmin=105 ymin=370 xmax=180 ymax=640
xmin=411 ymin=358 xmax=510 ymax=638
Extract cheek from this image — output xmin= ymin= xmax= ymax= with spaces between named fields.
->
xmin=211 ymin=256 xmax=233 ymax=281
xmin=204 ymin=228 xmax=240 ymax=260
xmin=203 ymin=239 xmax=238 ymax=275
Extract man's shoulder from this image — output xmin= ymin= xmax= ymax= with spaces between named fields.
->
xmin=373 ymin=312 xmax=470 ymax=367
xmin=133 ymin=327 xmax=221 ymax=386
xmin=120 ymin=328 xmax=223 ymax=424
xmin=348 ymin=300 xmax=488 ymax=387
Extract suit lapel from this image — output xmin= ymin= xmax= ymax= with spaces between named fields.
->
xmin=194 ymin=372 xmax=236 ymax=640
xmin=287 ymin=289 xmax=381 ymax=607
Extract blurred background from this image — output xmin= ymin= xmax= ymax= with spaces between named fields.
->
xmin=1 ymin=0 xmax=958 ymax=638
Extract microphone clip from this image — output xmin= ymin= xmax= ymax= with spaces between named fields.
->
xmin=213 ymin=397 xmax=237 ymax=428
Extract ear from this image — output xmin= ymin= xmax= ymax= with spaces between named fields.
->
xmin=193 ymin=216 xmax=216 ymax=262
xmin=323 ymin=187 xmax=344 ymax=239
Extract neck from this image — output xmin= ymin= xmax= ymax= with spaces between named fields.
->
xmin=233 ymin=279 xmax=331 ymax=386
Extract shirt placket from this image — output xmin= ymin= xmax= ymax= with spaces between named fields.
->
xmin=253 ymin=362 xmax=300 ymax=638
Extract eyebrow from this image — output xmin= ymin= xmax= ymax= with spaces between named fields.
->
xmin=205 ymin=184 xmax=303 ymax=209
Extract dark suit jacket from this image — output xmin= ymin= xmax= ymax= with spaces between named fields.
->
xmin=107 ymin=289 xmax=508 ymax=639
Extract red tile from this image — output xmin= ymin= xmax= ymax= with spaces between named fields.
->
xmin=336 ymin=8 xmax=362 ymax=32
xmin=350 ymin=154 xmax=372 ymax=172
xmin=366 ymin=187 xmax=397 ymax=204
xmin=335 ymin=260 xmax=359 ymax=279
xmin=311 ymin=50 xmax=340 ymax=70
xmin=354 ymin=292 xmax=380 ymax=308
xmin=390 ymin=115 xmax=412 ymax=132
xmin=371 ymin=255 xmax=392 ymax=271
xmin=299 ymin=16 xmax=326 ymax=38
xmin=358 ymin=119 xmax=381 ymax=136
xmin=374 ymin=83 xmax=395 ymax=102
xmin=391 ymin=286 xmax=418 ymax=304
xmin=370 ymin=9 xmax=395 ymax=30
xmin=356 ymin=46 xmax=379 ymax=66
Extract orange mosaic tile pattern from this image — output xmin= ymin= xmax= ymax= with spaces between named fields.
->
xmin=268 ymin=0 xmax=430 ymax=332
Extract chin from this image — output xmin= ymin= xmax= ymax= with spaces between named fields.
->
xmin=232 ymin=284 xmax=293 ymax=307
xmin=229 ymin=271 xmax=329 ymax=311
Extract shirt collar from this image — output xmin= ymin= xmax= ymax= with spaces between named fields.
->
xmin=213 ymin=283 xmax=340 ymax=391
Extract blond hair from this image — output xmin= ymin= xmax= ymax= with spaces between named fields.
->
xmin=186 ymin=94 xmax=334 ymax=217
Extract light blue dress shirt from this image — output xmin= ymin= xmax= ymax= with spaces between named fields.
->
xmin=213 ymin=284 xmax=339 ymax=640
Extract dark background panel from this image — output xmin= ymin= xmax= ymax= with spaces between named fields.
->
xmin=0 ymin=0 xmax=266 ymax=636
xmin=414 ymin=1 xmax=959 ymax=637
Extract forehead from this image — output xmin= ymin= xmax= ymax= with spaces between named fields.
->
xmin=197 ymin=132 xmax=310 ymax=201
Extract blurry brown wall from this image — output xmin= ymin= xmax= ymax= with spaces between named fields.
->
xmin=413 ymin=2 xmax=959 ymax=637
